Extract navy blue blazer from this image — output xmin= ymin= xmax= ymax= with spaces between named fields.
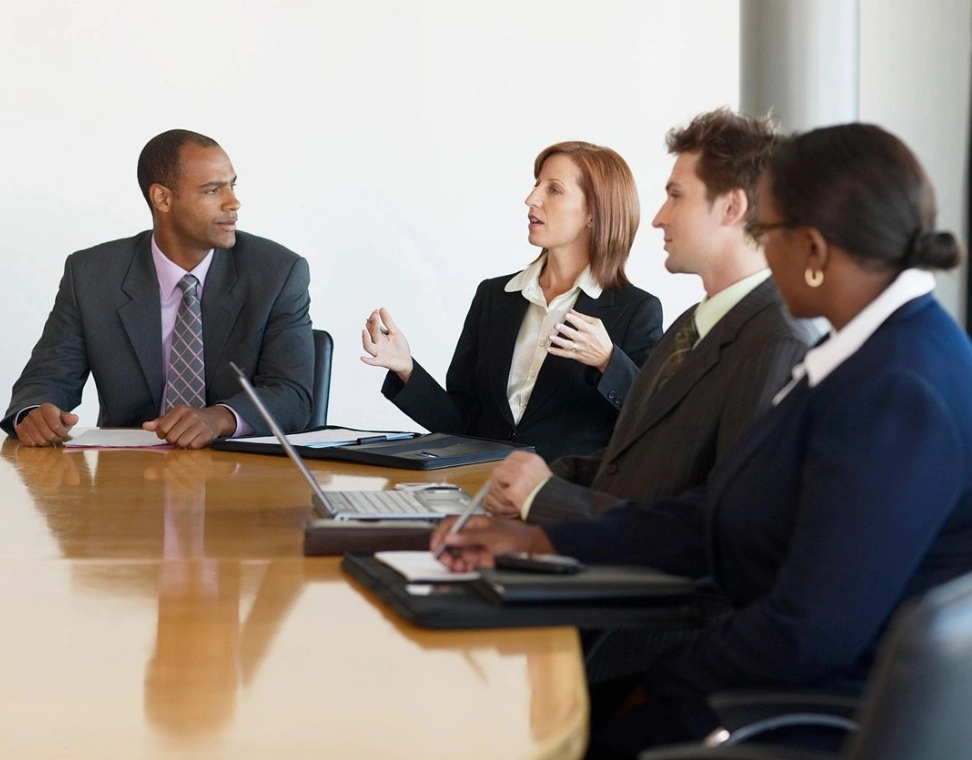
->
xmin=548 ymin=293 xmax=972 ymax=696
xmin=381 ymin=273 xmax=663 ymax=461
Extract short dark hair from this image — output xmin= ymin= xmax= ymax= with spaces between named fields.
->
xmin=769 ymin=123 xmax=964 ymax=272
xmin=665 ymin=108 xmax=777 ymax=222
xmin=532 ymin=141 xmax=639 ymax=290
xmin=136 ymin=129 xmax=219 ymax=211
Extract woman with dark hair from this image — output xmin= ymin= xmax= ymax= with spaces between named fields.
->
xmin=361 ymin=142 xmax=663 ymax=461
xmin=432 ymin=124 xmax=972 ymax=757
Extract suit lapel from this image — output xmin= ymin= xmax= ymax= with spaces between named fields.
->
xmin=118 ymin=234 xmax=164 ymax=410
xmin=608 ymin=279 xmax=779 ymax=459
xmin=200 ymin=249 xmax=243 ymax=389
xmin=605 ymin=305 xmax=697 ymax=456
xmin=520 ymin=290 xmax=615 ymax=421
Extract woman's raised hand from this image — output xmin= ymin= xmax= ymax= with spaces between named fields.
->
xmin=361 ymin=307 xmax=414 ymax=383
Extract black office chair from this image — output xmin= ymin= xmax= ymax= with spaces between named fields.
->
xmin=637 ymin=569 xmax=972 ymax=760
xmin=308 ymin=329 xmax=333 ymax=429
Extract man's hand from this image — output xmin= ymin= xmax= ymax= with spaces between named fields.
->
xmin=15 ymin=403 xmax=79 ymax=446
xmin=430 ymin=515 xmax=555 ymax=572
xmin=143 ymin=406 xmax=236 ymax=449
xmin=484 ymin=451 xmax=553 ymax=518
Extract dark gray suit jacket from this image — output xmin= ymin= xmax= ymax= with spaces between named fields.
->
xmin=2 ymin=230 xmax=314 ymax=436
xmin=527 ymin=277 xmax=818 ymax=523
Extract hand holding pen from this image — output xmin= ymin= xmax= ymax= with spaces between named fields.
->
xmin=431 ymin=485 xmax=556 ymax=572
xmin=432 ymin=482 xmax=490 ymax=560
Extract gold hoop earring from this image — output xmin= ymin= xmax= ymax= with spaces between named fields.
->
xmin=804 ymin=268 xmax=824 ymax=288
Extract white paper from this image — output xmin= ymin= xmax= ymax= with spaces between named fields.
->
xmin=237 ymin=428 xmax=415 ymax=448
xmin=64 ymin=428 xmax=172 ymax=448
xmin=375 ymin=551 xmax=479 ymax=582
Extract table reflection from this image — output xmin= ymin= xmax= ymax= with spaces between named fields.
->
xmin=2 ymin=440 xmax=308 ymax=741
xmin=0 ymin=440 xmax=587 ymax=757
xmin=2 ymin=440 xmax=310 ymax=561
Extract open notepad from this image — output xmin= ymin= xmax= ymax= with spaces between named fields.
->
xmin=374 ymin=551 xmax=480 ymax=582
xmin=234 ymin=427 xmax=416 ymax=449
xmin=341 ymin=553 xmax=705 ymax=630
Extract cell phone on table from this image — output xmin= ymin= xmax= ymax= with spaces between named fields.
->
xmin=493 ymin=552 xmax=585 ymax=574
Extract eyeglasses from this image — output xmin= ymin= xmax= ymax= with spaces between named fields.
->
xmin=746 ymin=219 xmax=799 ymax=243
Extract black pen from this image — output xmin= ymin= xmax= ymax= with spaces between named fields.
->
xmin=432 ymin=482 xmax=489 ymax=560
xmin=356 ymin=435 xmax=388 ymax=444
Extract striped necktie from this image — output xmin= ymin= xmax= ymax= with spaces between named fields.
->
xmin=164 ymin=274 xmax=206 ymax=411
xmin=657 ymin=310 xmax=699 ymax=388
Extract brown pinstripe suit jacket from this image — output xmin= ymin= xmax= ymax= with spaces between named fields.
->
xmin=527 ymin=277 xmax=819 ymax=524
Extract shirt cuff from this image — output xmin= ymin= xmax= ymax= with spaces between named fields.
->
xmin=217 ymin=404 xmax=254 ymax=438
xmin=520 ymin=475 xmax=553 ymax=520
xmin=14 ymin=406 xmax=40 ymax=427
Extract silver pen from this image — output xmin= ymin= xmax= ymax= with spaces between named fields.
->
xmin=432 ymin=482 xmax=489 ymax=560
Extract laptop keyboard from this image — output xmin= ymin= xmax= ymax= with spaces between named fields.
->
xmin=326 ymin=490 xmax=428 ymax=515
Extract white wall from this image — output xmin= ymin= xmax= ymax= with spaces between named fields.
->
xmin=859 ymin=0 xmax=970 ymax=325
xmin=1 ymin=1 xmax=738 ymax=431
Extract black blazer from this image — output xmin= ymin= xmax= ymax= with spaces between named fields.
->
xmin=382 ymin=273 xmax=663 ymax=461
xmin=2 ymin=231 xmax=314 ymax=435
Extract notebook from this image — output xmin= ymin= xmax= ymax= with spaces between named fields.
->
xmin=229 ymin=363 xmax=472 ymax=521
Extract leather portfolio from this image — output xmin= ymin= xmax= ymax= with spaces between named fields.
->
xmin=340 ymin=552 xmax=703 ymax=630
xmin=216 ymin=431 xmax=533 ymax=470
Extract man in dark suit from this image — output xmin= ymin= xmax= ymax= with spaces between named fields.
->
xmin=484 ymin=109 xmax=818 ymax=523
xmin=2 ymin=129 xmax=314 ymax=448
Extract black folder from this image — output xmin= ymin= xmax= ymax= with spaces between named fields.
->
xmin=341 ymin=552 xmax=703 ymax=630
xmin=214 ymin=431 xmax=532 ymax=470
xmin=473 ymin=565 xmax=696 ymax=604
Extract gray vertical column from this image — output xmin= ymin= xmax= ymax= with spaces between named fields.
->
xmin=740 ymin=0 xmax=859 ymax=130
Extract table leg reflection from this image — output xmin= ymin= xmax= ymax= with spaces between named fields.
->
xmin=144 ymin=462 xmax=305 ymax=741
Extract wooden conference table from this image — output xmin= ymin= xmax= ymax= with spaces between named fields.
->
xmin=0 ymin=434 xmax=587 ymax=760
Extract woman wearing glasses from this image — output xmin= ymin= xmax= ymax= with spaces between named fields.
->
xmin=433 ymin=123 xmax=972 ymax=757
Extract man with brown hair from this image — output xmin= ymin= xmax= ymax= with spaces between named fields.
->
xmin=484 ymin=108 xmax=818 ymax=524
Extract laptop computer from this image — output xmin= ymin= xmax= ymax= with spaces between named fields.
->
xmin=229 ymin=363 xmax=472 ymax=521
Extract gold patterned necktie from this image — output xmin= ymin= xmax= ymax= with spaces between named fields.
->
xmin=164 ymin=274 xmax=206 ymax=411
xmin=657 ymin=310 xmax=699 ymax=388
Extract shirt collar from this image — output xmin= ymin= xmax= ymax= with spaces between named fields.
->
xmin=151 ymin=236 xmax=215 ymax=299
xmin=694 ymin=268 xmax=771 ymax=340
xmin=504 ymin=253 xmax=603 ymax=303
xmin=798 ymin=268 xmax=936 ymax=388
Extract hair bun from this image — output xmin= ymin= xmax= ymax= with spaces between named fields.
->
xmin=905 ymin=229 xmax=964 ymax=271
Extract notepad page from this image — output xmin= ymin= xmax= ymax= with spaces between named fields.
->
xmin=374 ymin=551 xmax=479 ymax=582
xmin=64 ymin=429 xmax=172 ymax=448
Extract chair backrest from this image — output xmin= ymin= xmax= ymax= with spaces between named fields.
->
xmin=847 ymin=570 xmax=972 ymax=760
xmin=308 ymin=329 xmax=333 ymax=429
